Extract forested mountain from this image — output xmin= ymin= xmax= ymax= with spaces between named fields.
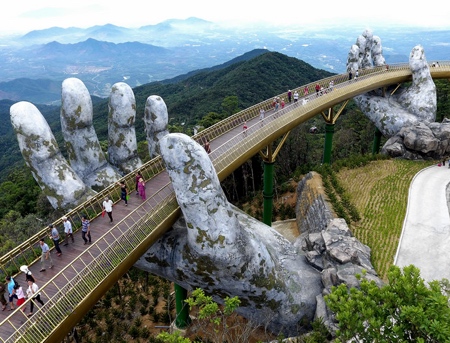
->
xmin=1 ymin=49 xmax=449 ymax=220
xmin=0 ymin=50 xmax=335 ymax=181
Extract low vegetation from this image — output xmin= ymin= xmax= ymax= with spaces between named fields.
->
xmin=336 ymin=158 xmax=434 ymax=280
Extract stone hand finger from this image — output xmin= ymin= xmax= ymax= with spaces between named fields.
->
xmin=144 ymin=95 xmax=169 ymax=158
xmin=108 ymin=82 xmax=142 ymax=174
xmin=10 ymin=101 xmax=95 ymax=208
xmin=61 ymin=78 xmax=122 ymax=190
xmin=159 ymin=132 xmax=241 ymax=254
xmin=347 ymin=30 xmax=436 ymax=137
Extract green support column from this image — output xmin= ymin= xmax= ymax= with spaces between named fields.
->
xmin=322 ymin=123 xmax=335 ymax=164
xmin=263 ymin=161 xmax=274 ymax=226
xmin=372 ymin=127 xmax=382 ymax=155
xmin=174 ymin=283 xmax=190 ymax=329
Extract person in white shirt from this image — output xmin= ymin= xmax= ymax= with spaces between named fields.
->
xmin=14 ymin=284 xmax=26 ymax=311
xmin=26 ymin=280 xmax=44 ymax=317
xmin=62 ymin=216 xmax=74 ymax=245
xmin=102 ymin=197 xmax=114 ymax=223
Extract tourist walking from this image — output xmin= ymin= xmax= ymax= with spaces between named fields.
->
xmin=62 ymin=216 xmax=74 ymax=245
xmin=329 ymin=80 xmax=334 ymax=91
xmin=315 ymin=83 xmax=320 ymax=96
xmin=20 ymin=265 xmax=35 ymax=283
xmin=259 ymin=108 xmax=265 ymax=121
xmin=348 ymin=70 xmax=353 ymax=80
xmin=39 ymin=239 xmax=53 ymax=272
xmin=26 ymin=279 xmax=44 ymax=317
xmin=204 ymin=140 xmax=211 ymax=154
xmin=303 ymin=86 xmax=309 ymax=96
xmin=293 ymin=91 xmax=299 ymax=102
xmin=135 ymin=172 xmax=143 ymax=195
xmin=14 ymin=283 xmax=26 ymax=311
xmin=81 ymin=215 xmax=92 ymax=245
xmin=5 ymin=276 xmax=17 ymax=310
xmin=49 ymin=224 xmax=62 ymax=256
xmin=118 ymin=181 xmax=128 ymax=206
xmin=287 ymin=90 xmax=292 ymax=103
xmin=0 ymin=281 xmax=7 ymax=311
xmin=275 ymin=97 xmax=280 ymax=111
xmin=138 ymin=178 xmax=146 ymax=200
xmin=102 ymin=197 xmax=114 ymax=223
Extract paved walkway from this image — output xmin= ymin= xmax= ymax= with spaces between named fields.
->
xmin=394 ymin=164 xmax=450 ymax=282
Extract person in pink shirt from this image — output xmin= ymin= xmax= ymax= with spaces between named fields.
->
xmin=138 ymin=177 xmax=146 ymax=200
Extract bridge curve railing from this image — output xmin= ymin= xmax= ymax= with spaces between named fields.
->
xmin=2 ymin=61 xmax=448 ymax=281
xmin=1 ymin=61 xmax=450 ymax=342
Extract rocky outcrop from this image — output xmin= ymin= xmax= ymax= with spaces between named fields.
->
xmin=295 ymin=173 xmax=383 ymax=333
xmin=382 ymin=119 xmax=450 ymax=160
xmin=295 ymin=171 xmax=334 ymax=234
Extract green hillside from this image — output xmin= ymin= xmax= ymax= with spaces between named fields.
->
xmin=0 ymin=50 xmax=334 ymax=183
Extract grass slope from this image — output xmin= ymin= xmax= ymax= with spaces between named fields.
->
xmin=337 ymin=159 xmax=435 ymax=280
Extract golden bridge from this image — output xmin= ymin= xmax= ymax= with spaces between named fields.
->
xmin=1 ymin=62 xmax=449 ymax=342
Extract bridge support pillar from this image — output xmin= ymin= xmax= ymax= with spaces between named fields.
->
xmin=322 ymin=123 xmax=335 ymax=164
xmin=174 ymin=283 xmax=190 ymax=329
xmin=372 ymin=127 xmax=382 ymax=155
xmin=263 ymin=161 xmax=274 ymax=226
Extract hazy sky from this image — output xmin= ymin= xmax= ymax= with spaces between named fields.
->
xmin=2 ymin=0 xmax=450 ymax=35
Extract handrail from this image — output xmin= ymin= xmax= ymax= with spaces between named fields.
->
xmin=1 ymin=61 xmax=450 ymax=342
xmin=3 ymin=61 xmax=450 ymax=279
xmin=0 ymin=183 xmax=178 ymax=342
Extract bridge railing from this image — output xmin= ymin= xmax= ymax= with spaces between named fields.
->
xmin=191 ymin=63 xmax=416 ymax=146
xmin=2 ymin=60 xmax=450 ymax=341
xmin=0 ymin=61 xmax=439 ymax=281
xmin=0 ymin=156 xmax=167 ymax=280
xmin=0 ymin=181 xmax=178 ymax=343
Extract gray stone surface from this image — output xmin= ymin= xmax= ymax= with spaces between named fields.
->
xmin=144 ymin=95 xmax=169 ymax=159
xmin=382 ymin=119 xmax=450 ymax=160
xmin=395 ymin=165 xmax=450 ymax=282
xmin=350 ymin=43 xmax=436 ymax=138
xmin=61 ymin=78 xmax=122 ymax=190
xmin=10 ymin=77 xmax=168 ymax=208
xmin=107 ymin=82 xmax=143 ymax=174
xmin=134 ymin=133 xmax=323 ymax=336
xmin=10 ymin=101 xmax=95 ymax=208
xmin=295 ymin=172 xmax=333 ymax=234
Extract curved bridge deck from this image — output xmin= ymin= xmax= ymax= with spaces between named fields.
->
xmin=1 ymin=62 xmax=450 ymax=342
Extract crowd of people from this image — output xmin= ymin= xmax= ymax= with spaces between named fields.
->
xmin=0 ymin=267 xmax=43 ymax=317
xmin=1 ymin=172 xmax=149 ymax=320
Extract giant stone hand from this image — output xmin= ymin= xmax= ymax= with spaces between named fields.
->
xmin=348 ymin=30 xmax=437 ymax=138
xmin=10 ymin=77 xmax=169 ymax=209
xmin=135 ymin=132 xmax=323 ymax=336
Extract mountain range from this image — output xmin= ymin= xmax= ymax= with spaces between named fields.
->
xmin=0 ymin=50 xmax=334 ymax=182
xmin=0 ymin=18 xmax=449 ymax=103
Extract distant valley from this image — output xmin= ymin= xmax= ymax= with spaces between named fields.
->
xmin=0 ymin=18 xmax=449 ymax=103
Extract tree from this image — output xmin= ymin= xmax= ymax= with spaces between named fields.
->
xmin=221 ymin=96 xmax=239 ymax=116
xmin=157 ymin=288 xmax=264 ymax=343
xmin=324 ymin=265 xmax=450 ymax=342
